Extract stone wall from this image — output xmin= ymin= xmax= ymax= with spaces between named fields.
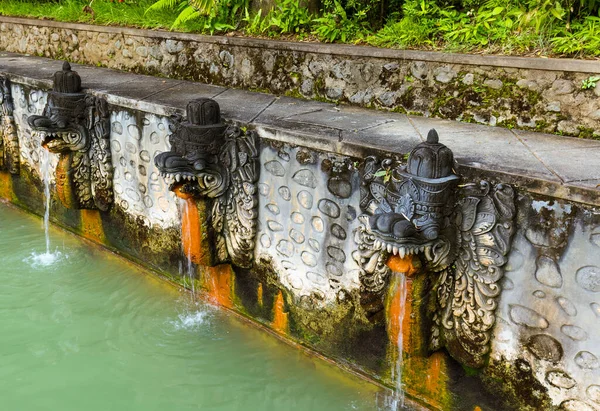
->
xmin=1 ymin=66 xmax=600 ymax=411
xmin=1 ymin=17 xmax=600 ymax=139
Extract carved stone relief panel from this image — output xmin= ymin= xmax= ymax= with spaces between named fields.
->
xmin=0 ymin=77 xmax=20 ymax=174
xmin=254 ymin=143 xmax=363 ymax=304
xmin=10 ymin=83 xmax=57 ymax=179
xmin=110 ymin=110 xmax=179 ymax=229
xmin=493 ymin=200 xmax=600 ymax=410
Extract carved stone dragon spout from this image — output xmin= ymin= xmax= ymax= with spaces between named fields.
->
xmin=27 ymin=62 xmax=113 ymax=211
xmin=154 ymin=98 xmax=259 ymax=268
xmin=354 ymin=129 xmax=516 ymax=368
xmin=0 ymin=77 xmax=19 ymax=174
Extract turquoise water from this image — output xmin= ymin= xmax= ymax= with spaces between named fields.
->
xmin=0 ymin=202 xmax=381 ymax=411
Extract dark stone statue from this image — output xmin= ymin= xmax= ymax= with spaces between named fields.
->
xmin=354 ymin=129 xmax=516 ymax=368
xmin=154 ymin=98 xmax=259 ymax=268
xmin=27 ymin=62 xmax=113 ymax=211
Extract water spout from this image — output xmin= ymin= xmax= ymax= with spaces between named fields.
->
xmin=179 ymin=198 xmax=196 ymax=301
xmin=27 ymin=150 xmax=62 ymax=267
xmin=41 ymin=149 xmax=51 ymax=255
xmin=382 ymin=255 xmax=419 ymax=410
xmin=387 ymin=272 xmax=408 ymax=410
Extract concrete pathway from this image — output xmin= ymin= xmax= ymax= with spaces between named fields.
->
xmin=1 ymin=52 xmax=598 ymax=206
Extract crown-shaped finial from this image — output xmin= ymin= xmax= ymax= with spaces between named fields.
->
xmin=52 ymin=61 xmax=81 ymax=93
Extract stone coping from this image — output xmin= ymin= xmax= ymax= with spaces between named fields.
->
xmin=1 ymin=51 xmax=599 ymax=207
xmin=2 ymin=16 xmax=600 ymax=74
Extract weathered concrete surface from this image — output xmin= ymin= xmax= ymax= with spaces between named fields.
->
xmin=1 ymin=17 xmax=600 ymax=138
xmin=492 ymin=197 xmax=600 ymax=411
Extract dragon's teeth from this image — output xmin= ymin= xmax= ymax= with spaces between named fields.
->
xmin=175 ymin=174 xmax=181 ymax=182
xmin=399 ymin=248 xmax=406 ymax=259
xmin=387 ymin=244 xmax=393 ymax=253
xmin=425 ymin=246 xmax=432 ymax=260
xmin=393 ymin=246 xmax=398 ymax=256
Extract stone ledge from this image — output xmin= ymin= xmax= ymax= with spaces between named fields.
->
xmin=1 ymin=52 xmax=598 ymax=207
xmin=2 ymin=16 xmax=600 ymax=74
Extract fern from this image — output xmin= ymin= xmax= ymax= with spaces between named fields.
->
xmin=172 ymin=5 xmax=201 ymax=27
xmin=188 ymin=0 xmax=217 ymax=15
xmin=145 ymin=0 xmax=181 ymax=12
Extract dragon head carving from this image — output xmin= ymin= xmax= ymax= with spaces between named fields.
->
xmin=362 ymin=129 xmax=460 ymax=271
xmin=154 ymin=98 xmax=259 ymax=268
xmin=354 ymin=129 xmax=516 ymax=368
xmin=27 ymin=62 xmax=113 ymax=211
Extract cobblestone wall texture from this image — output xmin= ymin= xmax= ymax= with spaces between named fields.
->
xmin=1 ymin=19 xmax=600 ymax=138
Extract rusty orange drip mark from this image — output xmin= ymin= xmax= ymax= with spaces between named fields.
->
xmin=386 ymin=254 xmax=418 ymax=277
xmin=272 ymin=290 xmax=289 ymax=335
xmin=386 ymin=255 xmax=417 ymax=354
xmin=179 ymin=196 xmax=203 ymax=265
xmin=173 ymin=185 xmax=193 ymax=200
xmin=55 ymin=154 xmax=76 ymax=209
xmin=388 ymin=275 xmax=414 ymax=355
xmin=207 ymin=265 xmax=233 ymax=308
xmin=425 ymin=351 xmax=444 ymax=394
xmin=0 ymin=171 xmax=13 ymax=200
xmin=257 ymin=283 xmax=263 ymax=308
xmin=80 ymin=209 xmax=105 ymax=243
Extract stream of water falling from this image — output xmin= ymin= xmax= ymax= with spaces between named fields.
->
xmin=180 ymin=199 xmax=196 ymax=299
xmin=29 ymin=150 xmax=62 ymax=266
xmin=388 ymin=273 xmax=408 ymax=410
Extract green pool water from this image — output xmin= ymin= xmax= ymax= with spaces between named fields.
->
xmin=0 ymin=202 xmax=382 ymax=411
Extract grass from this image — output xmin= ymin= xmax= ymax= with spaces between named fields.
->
xmin=0 ymin=0 xmax=599 ymax=58
xmin=0 ymin=0 xmax=204 ymax=31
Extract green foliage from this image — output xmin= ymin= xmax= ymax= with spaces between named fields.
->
xmin=1 ymin=0 xmax=600 ymax=56
xmin=312 ymin=0 xmax=369 ymax=42
xmin=146 ymin=0 xmax=202 ymax=28
xmin=550 ymin=16 xmax=600 ymax=55
xmin=367 ymin=0 xmax=439 ymax=47
xmin=266 ymin=0 xmax=313 ymax=34
xmin=581 ymin=75 xmax=600 ymax=89
xmin=146 ymin=0 xmax=246 ymax=31
xmin=242 ymin=8 xmax=270 ymax=34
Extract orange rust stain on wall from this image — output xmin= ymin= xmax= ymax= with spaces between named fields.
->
xmin=386 ymin=255 xmax=418 ymax=354
xmin=386 ymin=254 xmax=418 ymax=277
xmin=0 ymin=171 xmax=13 ymax=200
xmin=207 ymin=265 xmax=233 ymax=308
xmin=174 ymin=189 xmax=211 ymax=266
xmin=387 ymin=274 xmax=414 ymax=354
xmin=386 ymin=255 xmax=451 ymax=410
xmin=271 ymin=290 xmax=289 ymax=335
xmin=425 ymin=351 xmax=445 ymax=395
xmin=257 ymin=283 xmax=263 ymax=307
xmin=179 ymin=197 xmax=202 ymax=265
xmin=55 ymin=154 xmax=77 ymax=209
xmin=80 ymin=209 xmax=105 ymax=243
